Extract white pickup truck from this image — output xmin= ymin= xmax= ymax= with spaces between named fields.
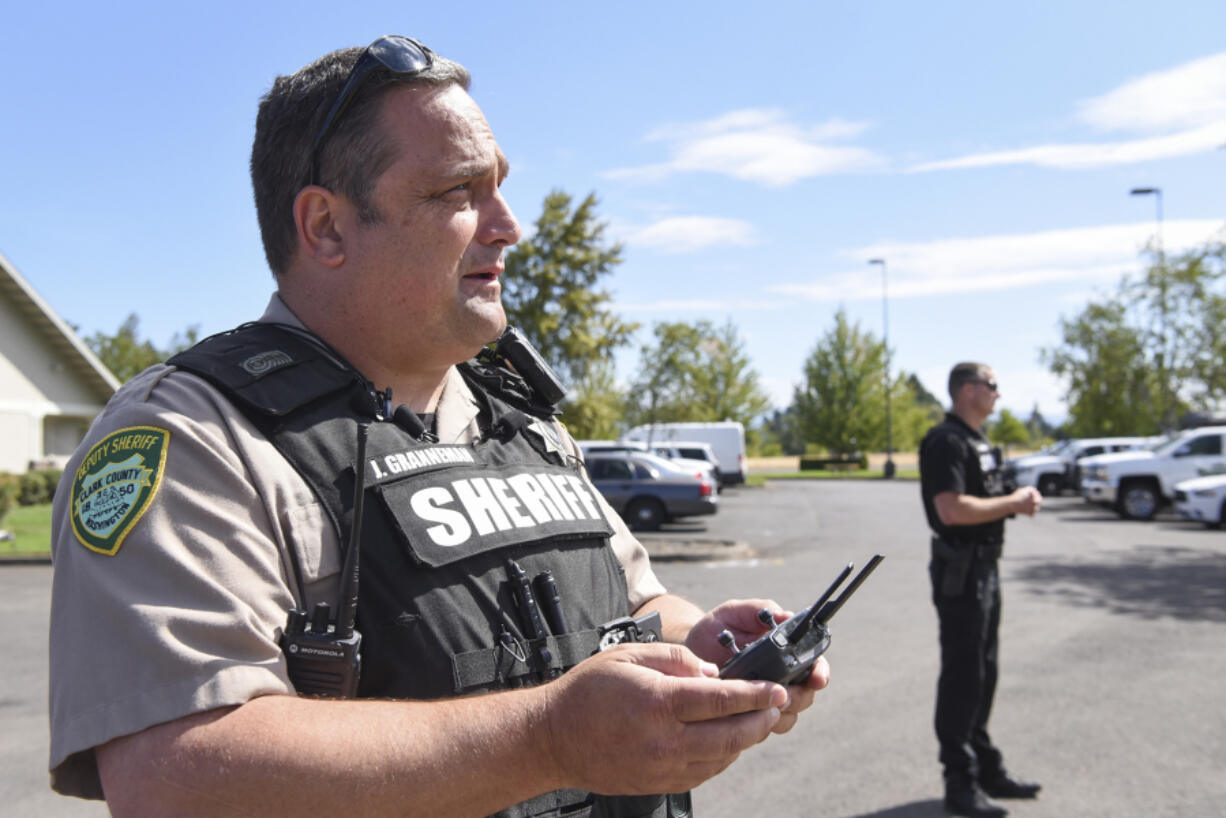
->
xmin=1006 ymin=436 xmax=1152 ymax=496
xmin=1079 ymin=426 xmax=1226 ymax=519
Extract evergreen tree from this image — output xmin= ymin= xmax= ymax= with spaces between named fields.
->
xmin=501 ymin=190 xmax=637 ymax=387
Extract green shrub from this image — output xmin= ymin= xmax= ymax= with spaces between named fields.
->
xmin=799 ymin=455 xmax=864 ymax=471
xmin=11 ymin=469 xmax=62 ymax=508
xmin=38 ymin=469 xmax=63 ymax=504
xmin=19 ymin=472 xmax=48 ymax=506
xmin=0 ymin=474 xmax=18 ymax=525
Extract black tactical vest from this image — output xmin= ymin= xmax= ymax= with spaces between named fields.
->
xmin=919 ymin=412 xmax=1007 ymax=546
xmin=170 ymin=322 xmax=677 ymax=818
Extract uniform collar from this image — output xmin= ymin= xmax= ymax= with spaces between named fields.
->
xmin=945 ymin=411 xmax=986 ymax=440
xmin=435 ymin=367 xmax=482 ymax=443
xmin=260 ymin=291 xmax=304 ymax=326
xmin=262 ymin=291 xmax=481 ymax=441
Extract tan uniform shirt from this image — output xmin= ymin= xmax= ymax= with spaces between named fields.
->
xmin=48 ymin=294 xmax=665 ymax=799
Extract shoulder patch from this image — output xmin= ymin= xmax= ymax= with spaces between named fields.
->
xmin=70 ymin=426 xmax=170 ymax=556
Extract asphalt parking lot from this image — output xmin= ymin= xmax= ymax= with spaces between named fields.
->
xmin=5 ymin=480 xmax=1225 ymax=817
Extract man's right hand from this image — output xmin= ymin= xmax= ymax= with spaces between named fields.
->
xmin=1009 ymin=486 xmax=1042 ymax=516
xmin=540 ymin=642 xmax=787 ymax=795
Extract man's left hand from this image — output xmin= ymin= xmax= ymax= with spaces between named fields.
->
xmin=684 ymin=599 xmax=830 ymax=734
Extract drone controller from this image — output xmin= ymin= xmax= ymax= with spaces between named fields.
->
xmin=718 ymin=554 xmax=884 ymax=684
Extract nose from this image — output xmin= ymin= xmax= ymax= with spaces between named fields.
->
xmin=481 ymin=188 xmax=522 ymax=248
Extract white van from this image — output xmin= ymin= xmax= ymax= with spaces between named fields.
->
xmin=620 ymin=422 xmax=748 ymax=485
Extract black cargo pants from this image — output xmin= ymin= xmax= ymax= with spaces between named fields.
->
xmin=929 ymin=543 xmax=1006 ymax=785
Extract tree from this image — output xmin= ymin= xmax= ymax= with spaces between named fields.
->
xmin=1042 ymin=297 xmax=1161 ymax=436
xmin=893 ymin=374 xmax=945 ymax=453
xmin=907 ymin=373 xmax=942 ymax=410
xmin=1025 ymin=404 xmax=1056 ymax=442
xmin=1043 ymin=240 xmax=1226 ymax=435
xmin=624 ymin=319 xmax=771 ymax=430
xmin=624 ymin=322 xmax=702 ymax=428
xmin=687 ymin=320 xmax=772 ymax=426
xmin=791 ymin=308 xmax=890 ymax=456
xmin=83 ymin=314 xmax=200 ymax=383
xmin=1124 ymin=240 xmax=1226 ymax=430
xmin=759 ymin=408 xmax=806 ymax=456
xmin=557 ymin=359 xmax=626 ymax=441
xmin=989 ymin=408 xmax=1030 ymax=452
xmin=1165 ymin=242 xmax=1226 ymax=409
xmin=501 ymin=190 xmax=638 ymax=387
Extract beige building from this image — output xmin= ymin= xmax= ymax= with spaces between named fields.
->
xmin=0 ymin=251 xmax=118 ymax=474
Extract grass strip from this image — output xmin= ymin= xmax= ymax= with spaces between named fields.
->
xmin=0 ymin=503 xmax=53 ymax=557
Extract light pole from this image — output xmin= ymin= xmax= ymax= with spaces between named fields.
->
xmin=1130 ymin=186 xmax=1173 ymax=431
xmin=868 ymin=258 xmax=895 ymax=478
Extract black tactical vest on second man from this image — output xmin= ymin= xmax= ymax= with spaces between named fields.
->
xmin=919 ymin=412 xmax=1006 ymax=546
xmin=170 ymin=322 xmax=677 ymax=818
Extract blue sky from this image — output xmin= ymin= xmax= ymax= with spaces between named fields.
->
xmin=3 ymin=2 xmax=1224 ymax=424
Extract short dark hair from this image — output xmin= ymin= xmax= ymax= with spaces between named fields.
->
xmin=250 ymin=44 xmax=471 ymax=276
xmin=948 ymin=362 xmax=990 ymax=401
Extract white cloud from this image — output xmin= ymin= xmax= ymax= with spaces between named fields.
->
xmin=910 ymin=121 xmax=1226 ymax=172
xmin=769 ymin=219 xmax=1224 ymax=302
xmin=625 ymin=215 xmax=758 ymax=254
xmin=1078 ymin=52 xmax=1226 ymax=133
xmin=616 ymin=297 xmax=783 ymax=313
xmin=912 ymin=51 xmax=1226 ymax=172
xmin=605 ymin=108 xmax=882 ymax=187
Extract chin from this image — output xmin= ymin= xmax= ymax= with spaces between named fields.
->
xmin=488 ymin=313 xmax=508 ymax=341
xmin=458 ymin=308 xmax=507 ymax=356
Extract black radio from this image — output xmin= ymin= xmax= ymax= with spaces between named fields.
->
xmin=279 ymin=424 xmax=369 ymax=697
xmin=718 ymin=555 xmax=884 ymax=684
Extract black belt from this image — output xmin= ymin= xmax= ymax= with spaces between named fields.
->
xmin=930 ymin=536 xmax=1001 ymax=595
xmin=931 ymin=535 xmax=1002 ymax=559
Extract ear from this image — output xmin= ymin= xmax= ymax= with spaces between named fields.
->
xmin=293 ymin=186 xmax=347 ymax=268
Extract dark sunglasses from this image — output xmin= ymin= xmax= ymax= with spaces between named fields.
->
xmin=307 ymin=35 xmax=436 ymax=187
xmin=972 ymin=379 xmax=999 ymax=392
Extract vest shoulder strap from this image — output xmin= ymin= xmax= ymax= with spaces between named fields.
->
xmin=168 ymin=323 xmax=365 ymax=418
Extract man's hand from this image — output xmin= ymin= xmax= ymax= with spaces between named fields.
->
xmin=541 ymin=642 xmax=787 ymax=795
xmin=1009 ymin=486 xmax=1042 ymax=516
xmin=685 ymin=599 xmax=830 ymax=735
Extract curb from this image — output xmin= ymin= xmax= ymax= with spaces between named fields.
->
xmin=0 ymin=554 xmax=52 ymax=565
xmin=638 ymin=537 xmax=753 ymax=562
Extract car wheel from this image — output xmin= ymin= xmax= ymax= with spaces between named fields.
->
xmin=1216 ymin=499 xmax=1226 ymax=530
xmin=1118 ymin=482 xmax=1159 ymax=520
xmin=1038 ymin=475 xmax=1063 ymax=497
xmin=625 ymin=497 xmax=666 ymax=531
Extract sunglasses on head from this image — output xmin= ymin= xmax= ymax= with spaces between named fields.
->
xmin=307 ymin=35 xmax=436 ymax=188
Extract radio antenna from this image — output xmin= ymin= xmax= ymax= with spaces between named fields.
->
xmin=786 ymin=562 xmax=852 ymax=644
xmin=816 ymin=554 xmax=885 ymax=624
xmin=334 ymin=422 xmax=368 ymax=639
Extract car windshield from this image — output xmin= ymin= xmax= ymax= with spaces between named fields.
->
xmin=637 ymin=452 xmax=684 ymax=471
xmin=634 ymin=462 xmax=659 ymax=479
xmin=588 ymin=458 xmax=634 ymax=480
xmin=1151 ymin=433 xmax=1188 ymax=455
xmin=1044 ymin=440 xmax=1071 ymax=456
